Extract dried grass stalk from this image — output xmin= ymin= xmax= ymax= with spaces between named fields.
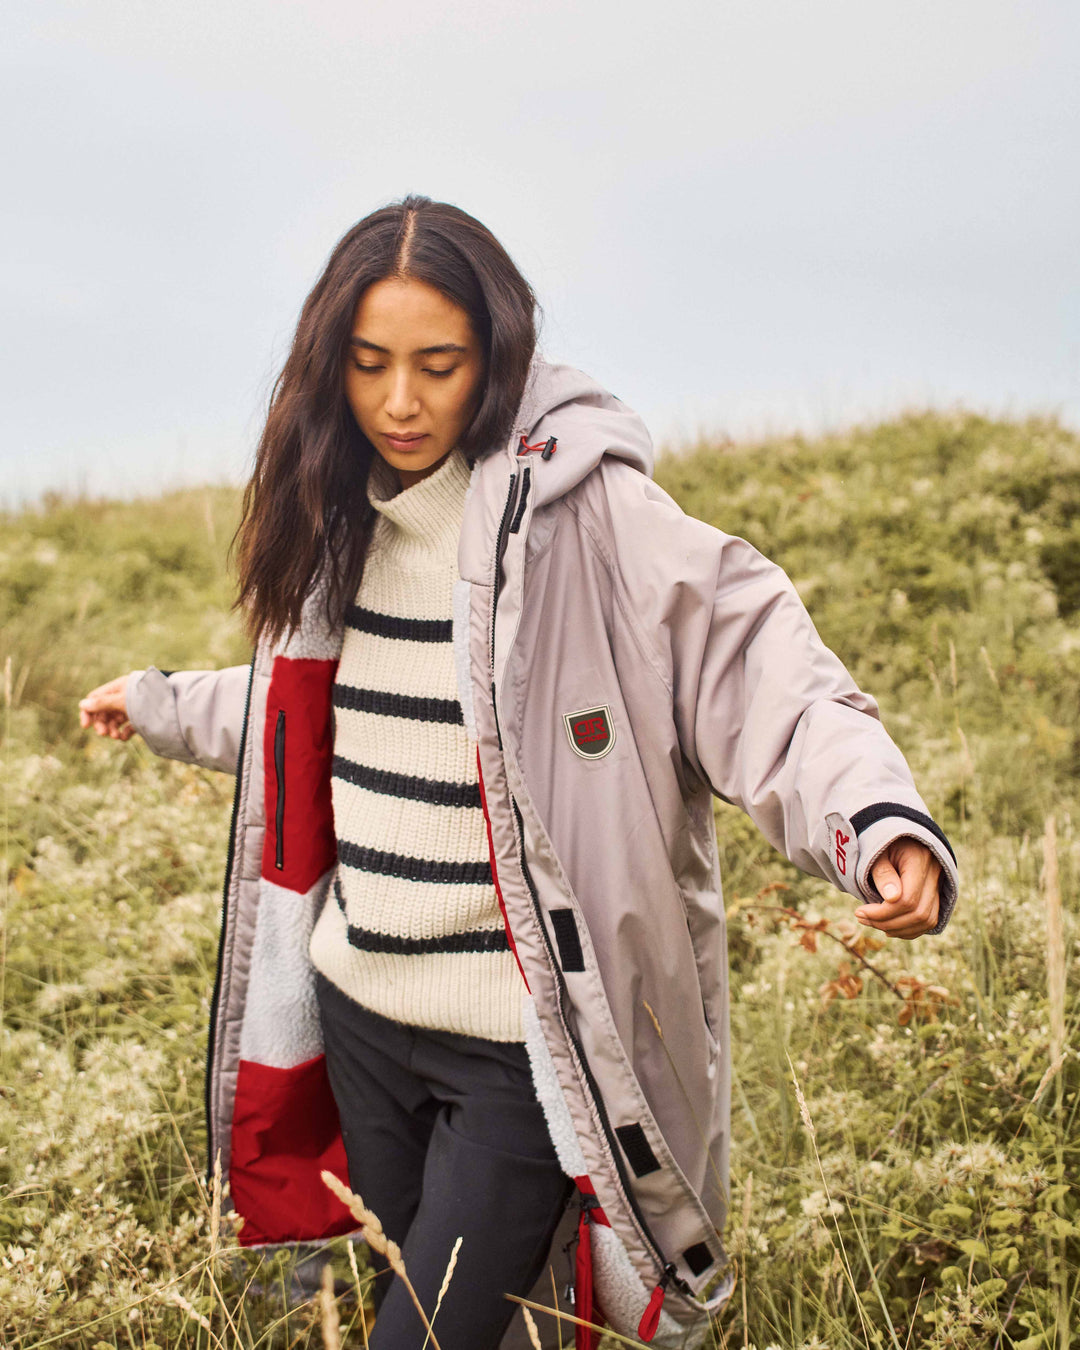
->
xmin=320 ymin=1261 xmax=342 ymax=1350
xmin=790 ymin=1067 xmax=816 ymax=1140
xmin=1044 ymin=816 xmax=1066 ymax=1073
xmin=421 ymin=1235 xmax=462 ymax=1350
xmin=434 ymin=1236 xmax=462 ymax=1312
xmin=786 ymin=1056 xmax=875 ymax=1343
xmin=209 ymin=1150 xmax=222 ymax=1255
xmin=522 ymin=1304 xmax=544 ymax=1350
xmin=168 ymin=1288 xmax=213 ymax=1334
xmin=347 ymin=1240 xmax=372 ymax=1350
xmin=740 ymin=1171 xmax=753 ymax=1350
xmin=322 ymin=1169 xmax=442 ymax=1350
xmin=203 ymin=1149 xmax=241 ymax=1343
xmin=740 ymin=1171 xmax=753 ymax=1243
xmin=549 ymin=1264 xmax=564 ymax=1350
xmin=1032 ymin=1053 xmax=1067 ymax=1106
xmin=504 ymin=1293 xmax=651 ymax=1349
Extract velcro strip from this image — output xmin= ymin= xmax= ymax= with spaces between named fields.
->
xmin=615 ymin=1123 xmax=661 ymax=1178
xmin=849 ymin=802 xmax=956 ymax=863
xmin=682 ymin=1241 xmax=713 ymax=1276
xmin=549 ymin=909 xmax=585 ymax=972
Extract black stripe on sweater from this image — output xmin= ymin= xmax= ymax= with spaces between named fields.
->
xmin=333 ymin=875 xmax=508 ymax=953
xmin=332 ymin=754 xmax=481 ymax=809
xmin=338 ymin=839 xmax=492 ymax=885
xmin=344 ymin=605 xmax=453 ymax=644
xmin=344 ymin=923 xmax=510 ymax=955
xmin=333 ymin=684 xmax=463 ymax=725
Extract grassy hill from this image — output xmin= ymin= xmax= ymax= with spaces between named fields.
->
xmin=1 ymin=411 xmax=1077 ymax=1348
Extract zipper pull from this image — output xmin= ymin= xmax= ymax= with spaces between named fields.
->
xmin=637 ymin=1264 xmax=676 ymax=1342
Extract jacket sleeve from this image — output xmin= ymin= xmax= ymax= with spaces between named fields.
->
xmin=599 ymin=467 xmax=958 ymax=931
xmin=125 ymin=664 xmax=251 ymax=775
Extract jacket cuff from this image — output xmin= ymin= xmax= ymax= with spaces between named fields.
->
xmin=125 ymin=667 xmax=197 ymax=765
xmin=850 ymin=803 xmax=958 ymax=934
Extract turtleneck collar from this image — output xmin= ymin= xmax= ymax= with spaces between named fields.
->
xmin=366 ymin=449 xmax=471 ymax=565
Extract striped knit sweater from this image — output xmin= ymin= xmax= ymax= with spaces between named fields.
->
xmin=308 ymin=449 xmax=524 ymax=1042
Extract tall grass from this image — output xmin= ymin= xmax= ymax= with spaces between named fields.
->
xmin=1 ymin=412 xmax=1077 ymax=1346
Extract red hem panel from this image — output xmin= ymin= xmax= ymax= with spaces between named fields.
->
xmin=230 ymin=1055 xmax=354 ymax=1246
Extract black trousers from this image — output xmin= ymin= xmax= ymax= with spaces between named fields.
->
xmin=316 ymin=973 xmax=573 ymax=1349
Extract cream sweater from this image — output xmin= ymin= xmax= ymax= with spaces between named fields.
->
xmin=308 ymin=450 xmax=524 ymax=1041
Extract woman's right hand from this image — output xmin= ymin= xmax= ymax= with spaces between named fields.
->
xmin=79 ymin=675 xmax=137 ymax=741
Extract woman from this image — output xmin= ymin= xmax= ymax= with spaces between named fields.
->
xmin=80 ymin=196 xmax=957 ymax=1349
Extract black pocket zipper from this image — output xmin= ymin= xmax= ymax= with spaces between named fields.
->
xmin=274 ymin=709 xmax=285 ymax=870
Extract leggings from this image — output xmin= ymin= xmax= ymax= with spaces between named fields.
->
xmin=316 ymin=973 xmax=574 ymax=1349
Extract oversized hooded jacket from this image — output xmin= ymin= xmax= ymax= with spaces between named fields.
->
xmin=125 ymin=360 xmax=959 ymax=1347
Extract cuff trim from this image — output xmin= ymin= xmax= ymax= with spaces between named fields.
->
xmin=850 ymin=802 xmax=956 ymax=864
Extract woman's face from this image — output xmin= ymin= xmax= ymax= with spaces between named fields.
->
xmin=345 ymin=275 xmax=485 ymax=489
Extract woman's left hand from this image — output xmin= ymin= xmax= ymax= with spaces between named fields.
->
xmin=854 ymin=838 xmax=942 ymax=939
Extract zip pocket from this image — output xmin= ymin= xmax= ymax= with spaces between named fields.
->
xmin=274 ymin=709 xmax=285 ymax=870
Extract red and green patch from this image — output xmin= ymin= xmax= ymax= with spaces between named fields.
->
xmin=564 ymin=705 xmax=615 ymax=760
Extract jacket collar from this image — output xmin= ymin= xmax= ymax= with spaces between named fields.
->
xmin=456 ymin=358 xmax=654 ymax=584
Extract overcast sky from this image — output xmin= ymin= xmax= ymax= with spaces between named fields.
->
xmin=3 ymin=0 xmax=1077 ymax=506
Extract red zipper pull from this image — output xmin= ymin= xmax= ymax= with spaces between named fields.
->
xmin=637 ymin=1264 xmax=675 ymax=1341
xmin=638 ymin=1284 xmax=664 ymax=1341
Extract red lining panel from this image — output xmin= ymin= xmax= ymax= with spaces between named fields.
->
xmin=261 ymin=656 xmax=338 ymax=893
xmin=230 ymin=1055 xmax=354 ymax=1246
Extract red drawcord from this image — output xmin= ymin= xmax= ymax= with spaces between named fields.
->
xmin=517 ymin=434 xmax=557 ymax=459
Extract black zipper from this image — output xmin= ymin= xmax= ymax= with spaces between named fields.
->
xmin=489 ymin=470 xmax=518 ymax=673
xmin=509 ymin=797 xmax=681 ymax=1291
xmin=273 ymin=709 xmax=286 ymax=870
xmin=509 ymin=463 xmax=531 ymax=534
xmin=204 ymin=656 xmax=256 ymax=1182
xmin=489 ymin=463 xmax=694 ymax=1297
xmin=488 ymin=470 xmax=521 ymax=751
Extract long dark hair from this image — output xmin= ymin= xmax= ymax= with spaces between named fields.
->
xmin=232 ymin=195 xmax=538 ymax=647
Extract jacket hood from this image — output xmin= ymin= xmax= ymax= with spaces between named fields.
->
xmin=509 ymin=357 xmax=655 ymax=508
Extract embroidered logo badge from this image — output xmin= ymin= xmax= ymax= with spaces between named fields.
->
xmin=564 ymin=706 xmax=615 ymax=760
xmin=825 ymin=812 xmax=859 ymax=882
xmin=835 ymin=828 xmax=850 ymax=875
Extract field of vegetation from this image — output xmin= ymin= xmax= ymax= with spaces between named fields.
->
xmin=1 ymin=410 xmax=1078 ymax=1349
